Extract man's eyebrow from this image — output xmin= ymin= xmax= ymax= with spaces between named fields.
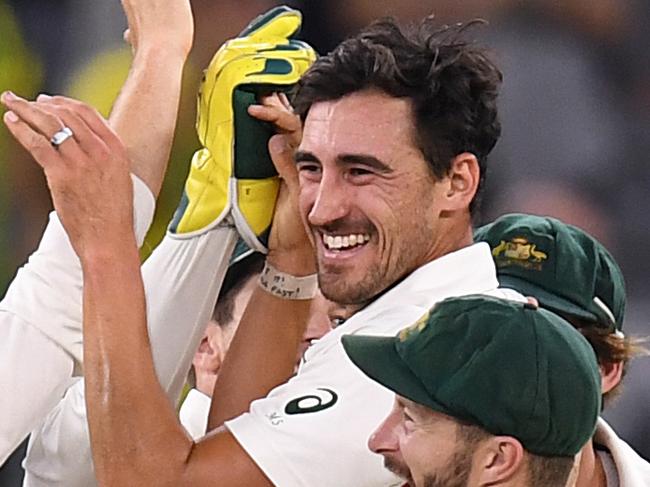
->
xmin=294 ymin=150 xmax=319 ymax=163
xmin=339 ymin=154 xmax=392 ymax=173
xmin=293 ymin=151 xmax=393 ymax=174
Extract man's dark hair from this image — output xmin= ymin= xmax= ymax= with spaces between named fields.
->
xmin=212 ymin=253 xmax=265 ymax=327
xmin=293 ymin=17 xmax=502 ymax=214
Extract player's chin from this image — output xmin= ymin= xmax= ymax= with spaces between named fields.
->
xmin=317 ymin=265 xmax=379 ymax=304
xmin=383 ymin=456 xmax=412 ymax=486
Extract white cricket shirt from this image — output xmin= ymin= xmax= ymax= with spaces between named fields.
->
xmin=594 ymin=418 xmax=650 ymax=487
xmin=226 ymin=242 xmax=521 ymax=487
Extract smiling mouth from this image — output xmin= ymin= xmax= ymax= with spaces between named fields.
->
xmin=321 ymin=232 xmax=371 ymax=251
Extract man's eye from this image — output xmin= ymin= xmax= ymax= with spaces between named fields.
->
xmin=296 ymin=162 xmax=321 ymax=173
xmin=330 ymin=317 xmax=346 ymax=328
xmin=402 ymin=410 xmax=414 ymax=423
xmin=349 ymin=167 xmax=372 ymax=177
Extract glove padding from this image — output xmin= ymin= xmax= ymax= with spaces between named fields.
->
xmin=169 ymin=6 xmax=316 ymax=253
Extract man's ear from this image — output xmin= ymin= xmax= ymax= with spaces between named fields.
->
xmin=193 ymin=323 xmax=226 ymax=372
xmin=475 ymin=436 xmax=525 ymax=485
xmin=441 ymin=152 xmax=480 ymax=212
xmin=600 ymin=360 xmax=623 ymax=394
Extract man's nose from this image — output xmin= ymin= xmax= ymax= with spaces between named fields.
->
xmin=307 ymin=170 xmax=350 ymax=228
xmin=368 ymin=409 xmax=400 ymax=454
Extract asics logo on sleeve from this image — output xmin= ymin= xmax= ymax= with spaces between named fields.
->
xmin=284 ymin=388 xmax=338 ymax=415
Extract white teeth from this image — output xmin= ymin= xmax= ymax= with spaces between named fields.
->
xmin=322 ymin=233 xmax=371 ymax=250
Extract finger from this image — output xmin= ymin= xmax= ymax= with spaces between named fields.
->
xmin=259 ymin=92 xmax=296 ymax=114
xmin=248 ymin=104 xmax=301 ymax=137
xmin=526 ymin=296 xmax=539 ymax=308
xmin=43 ymin=96 xmax=125 ymax=156
xmin=35 ymin=102 xmax=104 ymax=161
xmin=269 ymin=134 xmax=299 ymax=187
xmin=278 ymin=92 xmax=293 ymax=112
xmin=3 ymin=110 xmax=63 ymax=170
xmin=259 ymin=92 xmax=293 ymax=113
xmin=120 ymin=1 xmax=135 ymax=29
xmin=258 ymin=92 xmax=284 ymax=107
xmin=1 ymin=91 xmax=65 ymax=140
xmin=123 ymin=28 xmax=132 ymax=45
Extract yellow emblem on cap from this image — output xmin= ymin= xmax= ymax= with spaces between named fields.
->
xmin=492 ymin=237 xmax=547 ymax=270
xmin=398 ymin=311 xmax=430 ymax=342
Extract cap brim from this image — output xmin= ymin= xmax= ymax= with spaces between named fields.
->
xmin=498 ymin=275 xmax=598 ymax=323
xmin=342 ymin=335 xmax=449 ymax=414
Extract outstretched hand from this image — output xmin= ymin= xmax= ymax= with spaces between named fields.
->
xmin=248 ymin=93 xmax=316 ymax=274
xmin=1 ymin=91 xmax=135 ymax=262
xmin=121 ymin=0 xmax=194 ymax=58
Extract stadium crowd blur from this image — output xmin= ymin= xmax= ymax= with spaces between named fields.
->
xmin=1 ymin=0 xmax=649 ymax=482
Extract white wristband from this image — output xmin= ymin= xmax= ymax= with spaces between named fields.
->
xmin=259 ymin=261 xmax=318 ymax=300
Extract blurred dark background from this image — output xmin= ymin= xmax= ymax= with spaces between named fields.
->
xmin=1 ymin=0 xmax=648 ymax=483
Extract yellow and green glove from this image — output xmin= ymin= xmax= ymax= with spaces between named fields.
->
xmin=168 ymin=6 xmax=316 ymax=252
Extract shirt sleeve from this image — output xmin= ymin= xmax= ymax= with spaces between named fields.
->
xmin=179 ymin=389 xmax=212 ymax=441
xmin=0 ymin=313 xmax=73 ymax=465
xmin=0 ymin=173 xmax=155 ymax=365
xmin=0 ymin=174 xmax=154 ymax=464
xmin=23 ymin=225 xmax=237 ymax=486
xmin=22 ymin=380 xmax=94 ymax=487
xmin=224 ymin=342 xmax=403 ymax=487
xmin=141 ymin=226 xmax=237 ymax=402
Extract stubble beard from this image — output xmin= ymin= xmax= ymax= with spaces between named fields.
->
xmin=384 ymin=456 xmax=413 ymax=484
xmin=420 ymin=449 xmax=472 ymax=487
xmin=317 ymin=239 xmax=420 ymax=305
xmin=383 ymin=447 xmax=472 ymax=487
xmin=317 ymin=260 xmax=383 ymax=305
xmin=315 ymin=202 xmax=437 ymax=306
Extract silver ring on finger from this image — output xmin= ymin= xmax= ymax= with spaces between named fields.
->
xmin=50 ymin=127 xmax=74 ymax=148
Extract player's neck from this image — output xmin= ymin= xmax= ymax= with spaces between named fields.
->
xmin=574 ymin=440 xmax=607 ymax=487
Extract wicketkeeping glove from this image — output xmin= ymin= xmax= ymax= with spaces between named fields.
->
xmin=168 ymin=6 xmax=317 ymax=253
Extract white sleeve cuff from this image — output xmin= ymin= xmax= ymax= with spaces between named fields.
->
xmin=179 ymin=389 xmax=211 ymax=440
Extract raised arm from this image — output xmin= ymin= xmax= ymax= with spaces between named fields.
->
xmin=208 ymin=94 xmax=316 ymax=428
xmin=10 ymin=6 xmax=320 ymax=484
xmin=0 ymin=0 xmax=191 ymax=462
xmin=36 ymin=0 xmax=193 ymax=198
xmin=3 ymin=50 xmax=280 ymax=487
xmin=106 ymin=0 xmax=193 ymax=195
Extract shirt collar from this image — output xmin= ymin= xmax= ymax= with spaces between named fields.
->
xmin=302 ymin=243 xmax=500 ymax=364
xmin=335 ymin=242 xmax=499 ymax=333
xmin=364 ymin=242 xmax=499 ymax=312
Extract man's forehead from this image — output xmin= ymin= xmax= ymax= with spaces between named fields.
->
xmin=300 ymin=91 xmax=415 ymax=154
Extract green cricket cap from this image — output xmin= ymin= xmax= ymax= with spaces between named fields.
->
xmin=342 ymin=295 xmax=601 ymax=457
xmin=474 ymin=213 xmax=625 ymax=332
